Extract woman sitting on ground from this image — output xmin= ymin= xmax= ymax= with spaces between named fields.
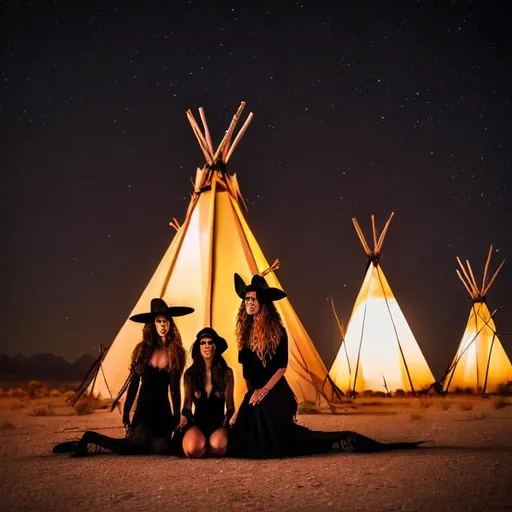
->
xmin=53 ymin=298 xmax=193 ymax=456
xmin=178 ymin=327 xmax=234 ymax=458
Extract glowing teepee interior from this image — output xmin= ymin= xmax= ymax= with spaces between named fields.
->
xmin=83 ymin=102 xmax=341 ymax=407
xmin=443 ymin=246 xmax=512 ymax=394
xmin=329 ymin=213 xmax=435 ymax=395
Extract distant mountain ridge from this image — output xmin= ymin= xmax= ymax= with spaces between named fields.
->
xmin=0 ymin=353 xmax=96 ymax=382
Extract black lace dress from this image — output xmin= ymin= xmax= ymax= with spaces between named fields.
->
xmin=181 ymin=368 xmax=235 ymax=437
xmin=229 ymin=329 xmax=422 ymax=458
xmin=53 ymin=364 xmax=181 ymax=456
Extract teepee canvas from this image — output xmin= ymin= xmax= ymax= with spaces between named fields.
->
xmin=329 ymin=213 xmax=435 ymax=395
xmin=85 ymin=102 xmax=340 ymax=407
xmin=443 ymin=246 xmax=512 ymax=394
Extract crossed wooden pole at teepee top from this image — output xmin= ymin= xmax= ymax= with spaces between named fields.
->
xmin=455 ymin=244 xmax=505 ymax=302
xmin=185 ymin=101 xmax=254 ymax=167
xmin=352 ymin=212 xmax=395 ymax=260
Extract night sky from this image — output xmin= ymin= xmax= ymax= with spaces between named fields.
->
xmin=3 ymin=1 xmax=512 ymax=380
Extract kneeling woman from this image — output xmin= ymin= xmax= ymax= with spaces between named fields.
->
xmin=229 ymin=274 xmax=423 ymax=458
xmin=53 ymin=298 xmax=193 ymax=456
xmin=179 ymin=327 xmax=235 ymax=458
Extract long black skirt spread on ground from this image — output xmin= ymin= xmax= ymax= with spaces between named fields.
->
xmin=228 ymin=330 xmax=422 ymax=459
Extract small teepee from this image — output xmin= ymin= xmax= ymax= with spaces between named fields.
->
xmin=87 ymin=102 xmax=341 ymax=407
xmin=443 ymin=246 xmax=512 ymax=394
xmin=329 ymin=213 xmax=435 ymax=395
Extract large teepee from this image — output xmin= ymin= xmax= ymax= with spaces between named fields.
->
xmin=329 ymin=213 xmax=435 ymax=395
xmin=84 ymin=102 xmax=340 ymax=407
xmin=443 ymin=246 xmax=512 ymax=394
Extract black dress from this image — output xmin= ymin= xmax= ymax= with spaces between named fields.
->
xmin=230 ymin=329 xmax=422 ymax=458
xmin=181 ymin=368 xmax=234 ymax=437
xmin=52 ymin=364 xmax=181 ymax=456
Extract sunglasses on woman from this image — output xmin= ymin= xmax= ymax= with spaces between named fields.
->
xmin=199 ymin=340 xmax=215 ymax=346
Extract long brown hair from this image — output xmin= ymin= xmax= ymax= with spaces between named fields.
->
xmin=130 ymin=317 xmax=186 ymax=376
xmin=236 ymin=300 xmax=284 ymax=364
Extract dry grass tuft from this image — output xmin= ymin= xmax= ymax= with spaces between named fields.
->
xmin=31 ymin=404 xmax=55 ymax=416
xmin=1 ymin=419 xmax=16 ymax=430
xmin=49 ymin=389 xmax=62 ymax=398
xmin=492 ymin=396 xmax=508 ymax=410
xmin=74 ymin=395 xmax=104 ymax=415
xmin=10 ymin=401 xmax=27 ymax=410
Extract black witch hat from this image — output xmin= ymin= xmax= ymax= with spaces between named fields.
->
xmin=191 ymin=327 xmax=228 ymax=359
xmin=129 ymin=298 xmax=194 ymax=323
xmin=234 ymin=273 xmax=287 ymax=302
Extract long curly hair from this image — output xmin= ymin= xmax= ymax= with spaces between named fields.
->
xmin=236 ymin=300 xmax=284 ymax=364
xmin=185 ymin=346 xmax=229 ymax=394
xmin=129 ymin=317 xmax=186 ymax=376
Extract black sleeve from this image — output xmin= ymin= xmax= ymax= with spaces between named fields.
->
xmin=238 ymin=348 xmax=244 ymax=364
xmin=273 ymin=328 xmax=289 ymax=369
xmin=169 ymin=370 xmax=182 ymax=424
xmin=123 ymin=372 xmax=141 ymax=423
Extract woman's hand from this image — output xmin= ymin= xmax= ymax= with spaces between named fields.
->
xmin=228 ymin=410 xmax=238 ymax=427
xmin=177 ymin=415 xmax=188 ymax=431
xmin=249 ymin=386 xmax=269 ymax=406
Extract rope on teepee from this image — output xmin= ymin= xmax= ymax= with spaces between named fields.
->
xmin=261 ymin=258 xmax=280 ymax=276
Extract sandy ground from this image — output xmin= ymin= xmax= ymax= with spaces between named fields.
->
xmin=1 ymin=396 xmax=511 ymax=512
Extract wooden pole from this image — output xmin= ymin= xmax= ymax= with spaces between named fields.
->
xmin=352 ymin=218 xmax=372 ymax=256
xmin=225 ymin=112 xmax=254 ymax=163
xmin=482 ymin=259 xmax=505 ymax=297
xmin=376 ymin=212 xmax=395 ymax=252
xmin=371 ymin=214 xmax=378 ymax=252
xmin=186 ymin=110 xmax=213 ymax=164
xmin=481 ymin=245 xmax=494 ymax=293
xmin=456 ymin=269 xmax=476 ymax=299
xmin=198 ymin=107 xmax=214 ymax=154
xmin=456 ymin=257 xmax=479 ymax=298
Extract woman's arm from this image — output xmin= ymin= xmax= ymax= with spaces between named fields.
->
xmin=179 ymin=372 xmax=193 ymax=429
xmin=169 ymin=370 xmax=182 ymax=426
xmin=123 ymin=373 xmax=141 ymax=427
xmin=224 ymin=368 xmax=235 ymax=426
xmin=249 ymin=368 xmax=286 ymax=405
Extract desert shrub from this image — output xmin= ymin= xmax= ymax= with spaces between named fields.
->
xmin=394 ymin=389 xmax=406 ymax=397
xmin=492 ymin=396 xmax=508 ymax=409
xmin=0 ymin=419 xmax=16 ymax=430
xmin=28 ymin=380 xmax=43 ymax=398
xmin=11 ymin=387 xmax=28 ymax=398
xmin=10 ymin=401 xmax=27 ymax=410
xmin=31 ymin=404 xmax=55 ymax=416
xmin=497 ymin=381 xmax=512 ymax=396
xmin=438 ymin=401 xmax=451 ymax=411
xmin=464 ymin=387 xmax=474 ymax=394
xmin=62 ymin=390 xmax=75 ymax=400
xmin=297 ymin=402 xmax=319 ymax=415
xmin=74 ymin=395 xmax=103 ymax=415
xmin=49 ymin=389 xmax=61 ymax=398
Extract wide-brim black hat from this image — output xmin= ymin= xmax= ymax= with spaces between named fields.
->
xmin=129 ymin=298 xmax=194 ymax=323
xmin=192 ymin=327 xmax=228 ymax=357
xmin=234 ymin=273 xmax=287 ymax=302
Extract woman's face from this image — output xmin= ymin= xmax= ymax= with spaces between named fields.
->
xmin=244 ymin=291 xmax=260 ymax=316
xmin=199 ymin=336 xmax=216 ymax=360
xmin=154 ymin=315 xmax=171 ymax=338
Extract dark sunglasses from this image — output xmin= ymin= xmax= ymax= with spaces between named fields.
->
xmin=199 ymin=340 xmax=215 ymax=346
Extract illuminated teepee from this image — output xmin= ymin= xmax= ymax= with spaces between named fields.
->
xmin=329 ymin=213 xmax=435 ymax=395
xmin=443 ymin=246 xmax=512 ymax=394
xmin=85 ymin=102 xmax=340 ymax=407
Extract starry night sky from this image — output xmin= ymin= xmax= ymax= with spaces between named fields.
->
xmin=3 ymin=1 xmax=512 ymax=379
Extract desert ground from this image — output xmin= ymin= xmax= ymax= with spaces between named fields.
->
xmin=1 ymin=394 xmax=511 ymax=512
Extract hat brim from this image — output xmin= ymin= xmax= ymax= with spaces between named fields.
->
xmin=129 ymin=306 xmax=194 ymax=323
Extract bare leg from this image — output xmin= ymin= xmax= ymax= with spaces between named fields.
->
xmin=182 ymin=427 xmax=207 ymax=458
xmin=208 ymin=428 xmax=228 ymax=457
